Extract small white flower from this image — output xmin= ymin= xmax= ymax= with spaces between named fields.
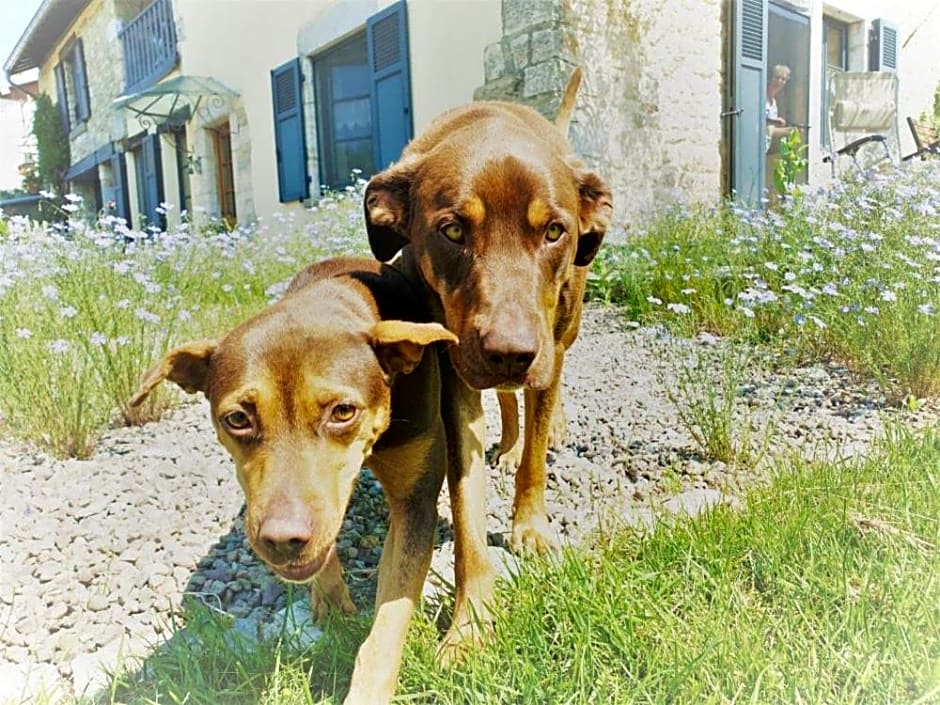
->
xmin=646 ymin=296 xmax=662 ymax=305
xmin=918 ymin=303 xmax=936 ymax=316
xmin=739 ymin=306 xmax=755 ymax=318
xmin=880 ymin=290 xmax=897 ymax=302
xmin=222 ymin=284 xmax=234 ymax=293
xmin=48 ymin=339 xmax=70 ymax=355
xmin=90 ymin=332 xmax=107 ymax=346
xmin=667 ymin=302 xmax=691 ymax=314
xmin=64 ymin=193 xmax=83 ymax=202
xmin=764 ymin=262 xmax=779 ymax=271
xmin=115 ymin=335 xmax=131 ymax=347
xmin=864 ymin=306 xmax=880 ymax=315
xmin=822 ymin=283 xmax=839 ymax=296
xmin=135 ymin=308 xmax=160 ymax=324
xmin=62 ymin=203 xmax=79 ymax=213
xmin=177 ymin=309 xmax=192 ymax=322
xmin=59 ymin=305 xmax=78 ymax=319
xmin=116 ymin=299 xmax=131 ymax=309
xmin=680 ymin=288 xmax=697 ymax=296
xmin=42 ymin=285 xmax=59 ymax=301
xmin=809 ymin=315 xmax=827 ymax=329
xmin=15 ymin=327 xmax=33 ymax=339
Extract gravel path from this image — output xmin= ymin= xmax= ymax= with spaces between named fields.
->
xmin=1 ymin=303 xmax=936 ymax=702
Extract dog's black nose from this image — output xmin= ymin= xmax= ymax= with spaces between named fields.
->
xmin=480 ymin=330 xmax=537 ymax=379
xmin=259 ymin=518 xmax=311 ymax=560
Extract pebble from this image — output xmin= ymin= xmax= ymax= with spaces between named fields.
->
xmin=1 ymin=303 xmax=937 ymax=701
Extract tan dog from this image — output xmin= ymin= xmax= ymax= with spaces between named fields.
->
xmin=364 ymin=68 xmax=613 ymax=652
xmin=129 ymin=257 xmax=456 ymax=705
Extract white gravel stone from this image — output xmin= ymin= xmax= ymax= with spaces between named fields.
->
xmin=2 ymin=303 xmax=937 ymax=701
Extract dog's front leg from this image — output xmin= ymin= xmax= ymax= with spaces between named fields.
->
xmin=510 ymin=346 xmax=565 ymax=554
xmin=343 ymin=486 xmax=439 ymax=705
xmin=309 ymin=543 xmax=356 ymax=622
xmin=438 ymin=360 xmax=497 ymax=662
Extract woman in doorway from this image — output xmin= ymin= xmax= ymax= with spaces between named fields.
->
xmin=766 ymin=64 xmax=796 ymax=152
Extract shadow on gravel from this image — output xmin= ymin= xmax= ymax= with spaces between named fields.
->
xmin=97 ymin=464 xmax=510 ymax=704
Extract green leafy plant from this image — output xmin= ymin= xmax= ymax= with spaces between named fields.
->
xmin=773 ymin=128 xmax=809 ymax=194
xmin=31 ymin=93 xmax=70 ymax=196
xmin=658 ymin=339 xmax=768 ymax=465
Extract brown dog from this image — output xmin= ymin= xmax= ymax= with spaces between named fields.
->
xmin=364 ymin=68 xmax=613 ymax=651
xmin=129 ymin=257 xmax=456 ymax=705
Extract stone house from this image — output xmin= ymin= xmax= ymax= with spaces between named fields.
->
xmin=3 ymin=0 xmax=938 ymax=231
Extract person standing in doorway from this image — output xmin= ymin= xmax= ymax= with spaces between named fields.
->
xmin=766 ymin=64 xmax=796 ymax=152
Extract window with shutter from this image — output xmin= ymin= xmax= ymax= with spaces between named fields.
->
xmin=869 ymin=19 xmax=898 ymax=71
xmin=71 ymin=40 xmax=91 ymax=123
xmin=313 ymin=32 xmax=373 ymax=190
xmin=56 ymin=39 xmax=92 ymax=129
xmin=367 ymin=0 xmax=412 ymax=172
xmin=54 ymin=63 xmax=71 ymax=132
xmin=270 ymin=58 xmax=309 ymax=202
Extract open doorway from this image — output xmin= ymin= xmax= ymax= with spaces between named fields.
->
xmin=766 ymin=2 xmax=811 ymax=196
xmin=213 ymin=124 xmax=236 ymax=228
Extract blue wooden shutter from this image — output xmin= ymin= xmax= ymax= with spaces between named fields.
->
xmin=271 ymin=58 xmax=309 ymax=202
xmin=869 ymin=19 xmax=898 ymax=71
xmin=367 ymin=0 xmax=412 ymax=171
xmin=110 ymin=152 xmax=131 ymax=225
xmin=54 ymin=62 xmax=70 ymax=131
xmin=72 ymin=40 xmax=91 ymax=122
xmin=730 ymin=0 xmax=768 ymax=207
xmin=140 ymin=134 xmax=165 ymax=229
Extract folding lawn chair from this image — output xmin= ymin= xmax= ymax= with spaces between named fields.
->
xmin=901 ymin=116 xmax=940 ymax=161
xmin=824 ymin=71 xmax=900 ymax=177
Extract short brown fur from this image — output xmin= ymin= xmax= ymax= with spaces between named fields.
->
xmin=364 ymin=67 xmax=613 ymax=654
xmin=130 ymin=257 xmax=458 ymax=705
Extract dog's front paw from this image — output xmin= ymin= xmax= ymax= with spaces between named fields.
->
xmin=510 ymin=513 xmax=559 ymax=555
xmin=436 ymin=616 xmax=490 ymax=668
xmin=309 ymin=579 xmax=356 ymax=622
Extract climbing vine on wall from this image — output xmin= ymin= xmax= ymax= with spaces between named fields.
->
xmin=30 ymin=93 xmax=70 ymax=195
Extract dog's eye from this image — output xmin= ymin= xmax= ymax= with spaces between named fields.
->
xmin=223 ymin=410 xmax=252 ymax=431
xmin=440 ymin=223 xmax=464 ymax=243
xmin=330 ymin=404 xmax=358 ymax=424
xmin=545 ymin=223 xmax=565 ymax=242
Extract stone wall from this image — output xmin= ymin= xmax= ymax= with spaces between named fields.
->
xmin=476 ymin=0 xmax=723 ymax=233
xmin=49 ymin=0 xmax=130 ymax=168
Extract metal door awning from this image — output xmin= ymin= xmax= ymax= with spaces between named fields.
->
xmin=114 ymin=75 xmax=239 ymax=130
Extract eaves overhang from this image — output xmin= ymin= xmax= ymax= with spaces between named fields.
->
xmin=3 ymin=0 xmax=93 ymax=79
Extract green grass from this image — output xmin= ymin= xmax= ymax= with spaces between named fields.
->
xmin=92 ymin=424 xmax=940 ymax=705
xmin=587 ymin=164 xmax=940 ymax=401
xmin=3 ymin=153 xmax=939 ymax=705
xmin=0 ymin=191 xmax=368 ymax=457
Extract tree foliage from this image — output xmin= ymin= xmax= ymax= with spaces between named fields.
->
xmin=31 ymin=93 xmax=70 ymax=195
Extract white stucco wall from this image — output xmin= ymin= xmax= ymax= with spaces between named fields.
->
xmin=0 ymin=97 xmax=34 ymax=191
xmin=173 ymin=0 xmax=321 ymax=222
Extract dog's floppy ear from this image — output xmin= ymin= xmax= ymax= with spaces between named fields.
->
xmin=364 ymin=159 xmax=416 ymax=262
xmin=128 ymin=340 xmax=218 ymax=407
xmin=369 ymin=320 xmax=458 ymax=376
xmin=574 ymin=169 xmax=613 ymax=267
